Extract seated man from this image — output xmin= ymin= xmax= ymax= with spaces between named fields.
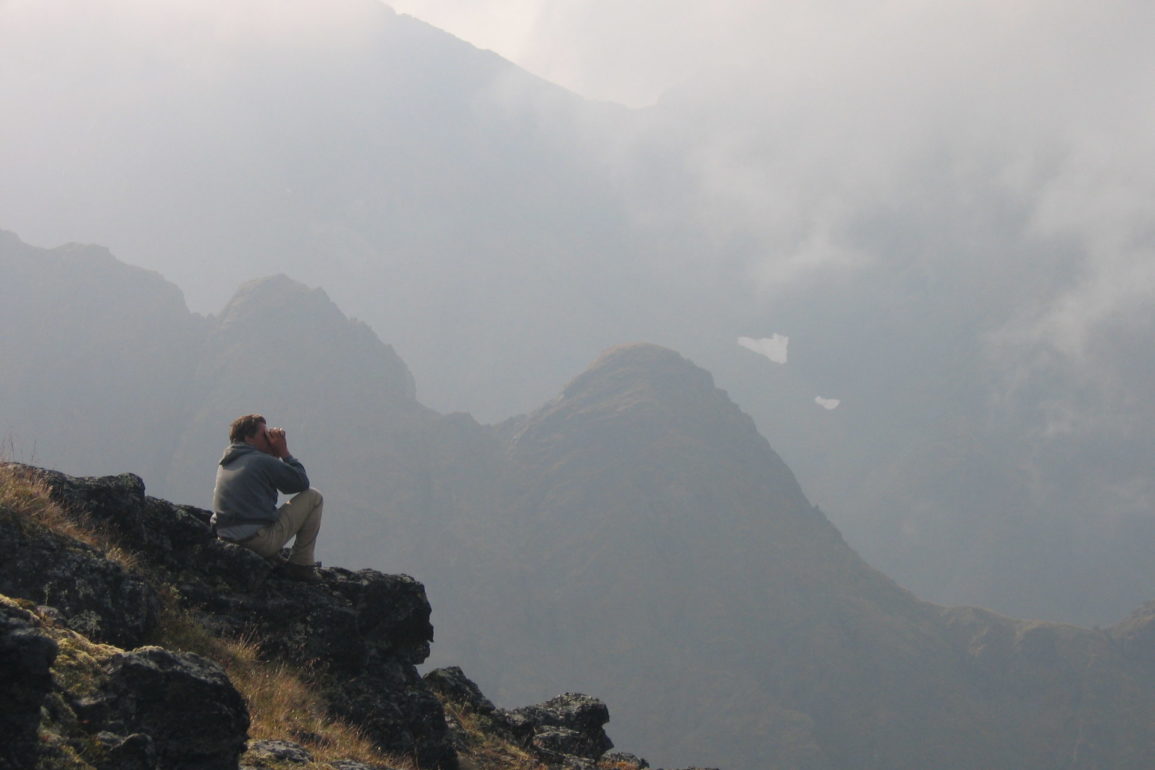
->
xmin=211 ymin=413 xmax=324 ymax=582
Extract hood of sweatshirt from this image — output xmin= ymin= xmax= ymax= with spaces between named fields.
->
xmin=219 ymin=442 xmax=260 ymax=466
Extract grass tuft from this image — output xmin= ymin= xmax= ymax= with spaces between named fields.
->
xmin=437 ymin=700 xmax=546 ymax=770
xmin=0 ymin=464 xmax=139 ymax=572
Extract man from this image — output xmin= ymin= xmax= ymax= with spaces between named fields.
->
xmin=211 ymin=414 xmax=324 ymax=583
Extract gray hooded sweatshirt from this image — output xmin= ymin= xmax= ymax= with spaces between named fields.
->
xmin=210 ymin=443 xmax=310 ymax=541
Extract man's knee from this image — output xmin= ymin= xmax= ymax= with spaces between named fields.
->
xmin=292 ymin=488 xmax=323 ymax=509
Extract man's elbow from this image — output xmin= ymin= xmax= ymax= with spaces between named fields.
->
xmin=287 ymin=478 xmax=311 ymax=494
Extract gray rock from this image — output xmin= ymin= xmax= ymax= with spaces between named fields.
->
xmin=81 ymin=646 xmax=249 ymax=770
xmin=0 ymin=603 xmax=58 ymax=769
xmin=245 ymin=739 xmax=314 ymax=764
xmin=94 ymin=731 xmax=157 ymax=770
xmin=424 ymin=665 xmax=497 ymax=715
xmin=0 ymin=503 xmax=160 ymax=648
xmin=328 ymin=760 xmax=405 ymax=770
xmin=602 ymin=751 xmax=649 ymax=769
xmin=502 ymin=692 xmax=614 ymax=763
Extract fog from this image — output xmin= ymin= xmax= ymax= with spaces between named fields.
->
xmin=393 ymin=0 xmax=1154 ymax=343
xmin=2 ymin=0 xmax=1154 ymax=626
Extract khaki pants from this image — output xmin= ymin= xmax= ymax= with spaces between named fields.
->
xmin=243 ymin=488 xmax=324 ymax=566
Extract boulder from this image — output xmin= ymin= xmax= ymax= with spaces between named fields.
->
xmin=424 ymin=665 xmax=498 ymax=715
xmin=502 ymin=693 xmax=614 ymax=763
xmin=0 ymin=602 xmax=59 ymax=769
xmin=78 ymin=646 xmax=249 ymax=770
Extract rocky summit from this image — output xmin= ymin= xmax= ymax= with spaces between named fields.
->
xmin=0 ymin=464 xmax=657 ymax=770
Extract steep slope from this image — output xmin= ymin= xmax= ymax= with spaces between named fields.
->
xmin=438 ymin=344 xmax=1155 ymax=769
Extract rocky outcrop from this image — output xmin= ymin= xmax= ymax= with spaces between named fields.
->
xmin=425 ymin=666 xmax=625 ymax=770
xmin=0 ymin=465 xmax=452 ymax=769
xmin=503 ymin=693 xmax=614 ymax=766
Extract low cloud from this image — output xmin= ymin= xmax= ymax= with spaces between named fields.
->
xmin=738 ymin=334 xmax=788 ymax=364
xmin=815 ymin=396 xmax=841 ymax=411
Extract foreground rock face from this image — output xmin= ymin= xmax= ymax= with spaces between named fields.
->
xmin=81 ymin=646 xmax=250 ymax=769
xmin=1 ymin=596 xmax=248 ymax=770
xmin=0 ymin=465 xmax=452 ymax=769
xmin=0 ymin=483 xmax=161 ymax=649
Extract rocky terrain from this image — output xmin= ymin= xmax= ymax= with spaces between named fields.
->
xmin=0 ymin=464 xmax=663 ymax=770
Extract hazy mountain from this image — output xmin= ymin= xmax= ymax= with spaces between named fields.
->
xmin=0 ymin=232 xmax=209 ymax=480
xmin=464 ymin=342 xmax=1155 ymax=769
xmin=2 ymin=0 xmax=1153 ymax=631
xmin=6 ymin=234 xmax=1155 ymax=768
xmin=0 ymin=0 xmax=649 ymax=423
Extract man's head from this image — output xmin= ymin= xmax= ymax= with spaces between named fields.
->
xmin=229 ymin=414 xmax=267 ymax=444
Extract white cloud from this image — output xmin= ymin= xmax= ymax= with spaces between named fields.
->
xmin=815 ymin=396 xmax=841 ymax=411
xmin=737 ymin=334 xmax=788 ymax=364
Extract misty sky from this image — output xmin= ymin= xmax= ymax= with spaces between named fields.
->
xmin=5 ymin=0 xmax=1151 ymax=357
xmin=389 ymin=0 xmax=1155 ymax=354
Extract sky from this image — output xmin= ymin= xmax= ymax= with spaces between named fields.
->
xmin=3 ymin=0 xmax=1151 ymax=438
xmin=385 ymin=0 xmax=1155 ymax=112
xmin=385 ymin=0 xmax=684 ymax=107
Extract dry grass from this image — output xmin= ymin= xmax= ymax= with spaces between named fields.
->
xmin=152 ymin=593 xmax=414 ymax=769
xmin=0 ymin=463 xmax=139 ymax=572
xmin=438 ymin=701 xmax=546 ymax=770
xmin=0 ymin=463 xmax=71 ymax=528
xmin=225 ymin=637 xmax=410 ymax=767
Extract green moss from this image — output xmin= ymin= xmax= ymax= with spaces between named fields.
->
xmin=50 ymin=630 xmax=118 ymax=700
xmin=34 ymin=692 xmax=99 ymax=770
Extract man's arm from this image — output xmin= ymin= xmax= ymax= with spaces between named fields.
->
xmin=265 ymin=427 xmax=310 ymax=493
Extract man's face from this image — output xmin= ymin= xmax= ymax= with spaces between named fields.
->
xmin=245 ymin=422 xmax=274 ymax=455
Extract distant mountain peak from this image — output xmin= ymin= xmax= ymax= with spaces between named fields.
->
xmin=557 ymin=342 xmax=721 ymax=412
xmin=509 ymin=343 xmax=809 ymax=520
xmin=218 ymin=274 xmax=333 ymax=324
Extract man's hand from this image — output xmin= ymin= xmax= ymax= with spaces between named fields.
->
xmin=267 ymin=427 xmax=290 ymax=458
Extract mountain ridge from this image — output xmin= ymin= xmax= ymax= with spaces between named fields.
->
xmin=6 ymin=232 xmax=1155 ymax=768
